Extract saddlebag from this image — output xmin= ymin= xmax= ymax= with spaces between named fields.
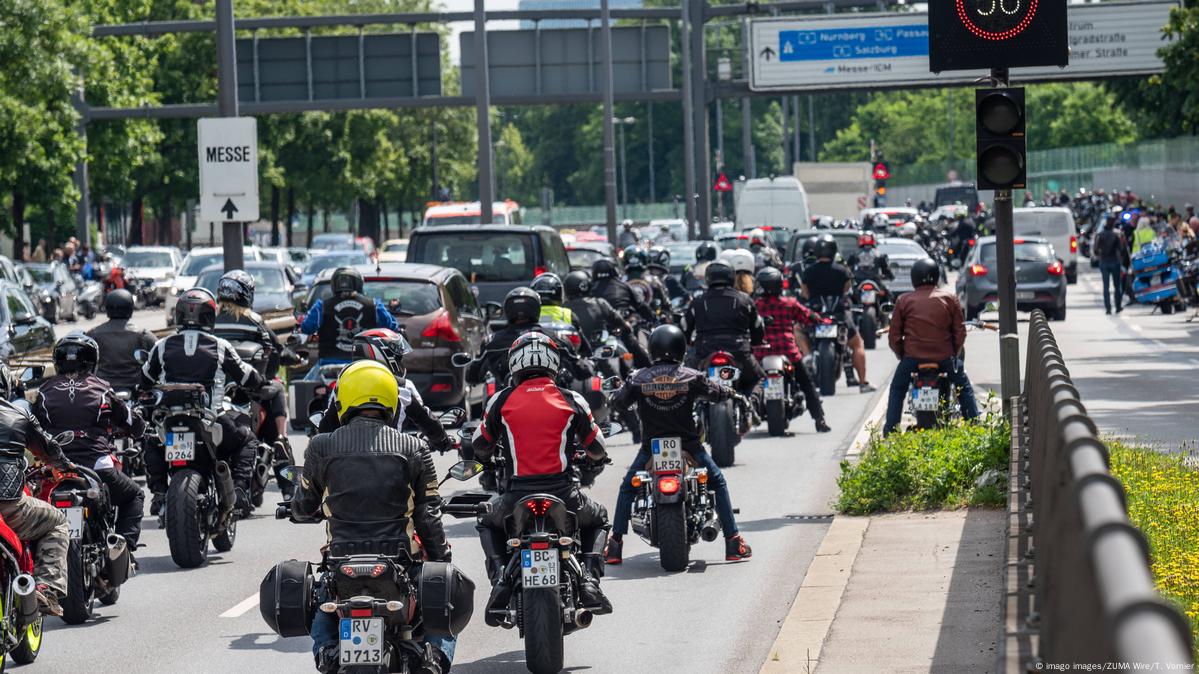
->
xmin=417 ymin=561 xmax=476 ymax=637
xmin=259 ymin=559 xmax=314 ymax=637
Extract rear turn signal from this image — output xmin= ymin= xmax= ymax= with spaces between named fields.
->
xmin=969 ymin=264 xmax=988 ymax=277
xmin=1047 ymin=261 xmax=1064 ymax=276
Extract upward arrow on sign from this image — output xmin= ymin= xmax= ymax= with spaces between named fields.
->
xmin=221 ymin=198 xmax=239 ymax=220
xmin=759 ymin=46 xmax=776 ymax=62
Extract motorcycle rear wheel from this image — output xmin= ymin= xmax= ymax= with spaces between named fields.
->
xmin=860 ymin=311 xmax=877 ymax=350
xmin=766 ymin=399 xmax=788 ymax=437
xmin=817 ymin=341 xmax=838 ymax=397
xmin=708 ymin=402 xmax=736 ymax=468
xmin=522 ymin=589 xmax=564 ymax=674
xmin=60 ymin=540 xmax=95 ymax=624
xmin=10 ymin=600 xmax=41 ymax=665
xmin=914 ymin=410 xmax=938 ymax=430
xmin=166 ymin=469 xmax=210 ymax=569
xmin=656 ymin=502 xmax=690 ymax=572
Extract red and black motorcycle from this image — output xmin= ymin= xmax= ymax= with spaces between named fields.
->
xmin=0 ymin=488 xmax=43 ymax=670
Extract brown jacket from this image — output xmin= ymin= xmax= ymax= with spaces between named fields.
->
xmin=889 ymin=286 xmax=966 ymax=362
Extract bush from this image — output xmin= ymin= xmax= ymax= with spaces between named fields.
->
xmin=1108 ymin=442 xmax=1199 ymax=653
xmin=835 ymin=413 xmax=1010 ymax=515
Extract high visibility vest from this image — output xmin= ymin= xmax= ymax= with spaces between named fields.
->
xmin=540 ymin=305 xmax=573 ymax=324
xmin=1132 ymin=226 xmax=1156 ymax=254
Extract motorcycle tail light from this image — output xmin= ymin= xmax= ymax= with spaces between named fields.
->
xmin=658 ymin=477 xmax=680 ymax=495
xmin=170 ymin=460 xmax=188 ymax=467
xmin=969 ymin=264 xmax=988 ymax=277
xmin=711 ymin=354 xmax=731 ymax=366
xmin=968 ymin=238 xmax=976 ymax=246
xmin=524 ymin=498 xmax=553 ymax=516
xmin=350 ymin=608 xmax=373 ymax=618
xmin=861 ymin=282 xmax=875 ymax=292
xmin=430 ymin=383 xmax=452 ymax=393
xmin=590 ymin=376 xmax=602 ymax=392
xmin=340 ymin=565 xmax=357 ymax=577
xmin=530 ymin=541 xmax=550 ymax=550
xmin=54 ymin=499 xmax=73 ymax=508
xmin=1047 ymin=261 xmax=1064 ymax=276
xmin=371 ymin=564 xmax=387 ymax=578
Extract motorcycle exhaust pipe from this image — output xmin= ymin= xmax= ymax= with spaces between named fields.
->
xmin=573 ymin=609 xmax=593 ymax=629
xmin=700 ymin=519 xmax=720 ymax=542
xmin=213 ymin=460 xmax=237 ymax=516
xmin=253 ymin=461 xmax=270 ymax=489
xmin=106 ymin=534 xmax=132 ymax=587
xmin=12 ymin=574 xmax=38 ymax=627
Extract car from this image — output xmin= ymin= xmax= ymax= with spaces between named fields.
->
xmin=659 ymin=240 xmax=700 ymax=276
xmin=0 ymin=280 xmax=54 ymax=358
xmin=422 ymin=200 xmax=522 ymax=227
xmin=262 ymin=246 xmax=310 ymax=276
xmin=377 ymin=239 xmax=409 ymax=263
xmin=193 ymin=261 xmax=299 ymax=316
xmin=933 ymin=182 xmax=979 ymax=210
xmin=875 ymin=237 xmax=930 ymax=295
xmin=167 ymin=246 xmax=265 ymax=323
xmin=956 ymin=236 xmax=1067 ymax=321
xmin=310 ymin=233 xmax=375 ymax=256
xmin=299 ymin=250 xmax=371 ymax=287
xmin=296 ymin=263 xmax=489 ymax=409
xmin=120 ymin=246 xmax=183 ymax=306
xmin=405 ymin=224 xmax=571 ymax=305
xmin=566 ymin=243 xmax=616 ymax=272
xmin=18 ymin=262 xmax=78 ymax=323
xmin=1013 ymin=207 xmax=1079 ymax=284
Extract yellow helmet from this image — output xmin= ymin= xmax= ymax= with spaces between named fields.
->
xmin=334 ymin=360 xmax=398 ymax=421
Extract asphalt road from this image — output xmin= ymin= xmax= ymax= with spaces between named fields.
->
xmin=53 ymin=305 xmax=169 ymax=339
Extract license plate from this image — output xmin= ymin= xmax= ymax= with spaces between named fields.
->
xmin=764 ymin=376 xmax=786 ymax=400
xmin=165 ymin=432 xmax=196 ymax=462
xmin=339 ymin=617 xmax=383 ymax=666
xmin=651 ymin=437 xmax=684 ymax=473
xmin=521 ymin=548 xmax=560 ymax=589
xmin=1016 ymin=291 xmax=1036 ymax=301
xmin=61 ymin=507 xmax=84 ymax=540
xmin=814 ymin=324 xmax=837 ymax=338
xmin=861 ymin=290 xmax=876 ymax=304
xmin=912 ymin=386 xmax=939 ymax=412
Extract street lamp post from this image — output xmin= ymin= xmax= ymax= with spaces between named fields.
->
xmin=614 ymin=116 xmax=635 ymax=221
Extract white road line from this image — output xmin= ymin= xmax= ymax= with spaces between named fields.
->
xmin=220 ymin=593 xmax=259 ymax=618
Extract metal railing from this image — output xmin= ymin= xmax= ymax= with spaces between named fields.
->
xmin=1002 ymin=310 xmax=1194 ymax=669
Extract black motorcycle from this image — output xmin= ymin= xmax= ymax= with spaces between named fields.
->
xmin=760 ymin=354 xmax=804 ymax=437
xmin=626 ymin=437 xmax=720 ymax=572
xmin=693 ymin=353 xmax=744 ymax=468
xmin=804 ymin=296 xmax=850 ymax=397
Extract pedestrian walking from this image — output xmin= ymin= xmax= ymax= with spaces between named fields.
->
xmin=1094 ymin=218 xmax=1128 ymax=314
xmin=31 ymin=239 xmax=46 ymax=262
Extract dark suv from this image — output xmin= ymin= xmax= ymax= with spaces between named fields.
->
xmin=405 ymin=225 xmax=572 ymax=305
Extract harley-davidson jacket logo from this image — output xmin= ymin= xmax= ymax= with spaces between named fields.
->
xmin=642 ymin=375 xmax=686 ymax=400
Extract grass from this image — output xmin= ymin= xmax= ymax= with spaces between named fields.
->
xmin=1108 ymin=441 xmax=1199 ymax=653
xmin=835 ymin=412 xmax=1010 ymax=515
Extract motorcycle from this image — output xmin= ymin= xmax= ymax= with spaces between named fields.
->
xmin=221 ymin=333 xmax=295 ymax=506
xmin=1130 ymin=241 xmax=1187 ymax=314
xmin=266 ymin=485 xmax=475 ymax=674
xmin=695 ymin=354 xmax=743 ymax=468
xmin=75 ymin=279 xmax=101 ymax=320
xmin=760 ymin=355 xmax=803 ymax=437
xmin=851 ymin=278 xmax=891 ymax=351
xmin=289 ymin=361 xmax=342 ymax=435
xmin=804 ymin=296 xmax=850 ymax=397
xmin=443 ymin=459 xmax=604 ymax=674
xmin=115 ymin=391 xmax=145 ymax=478
xmin=539 ymin=320 xmax=610 ymax=423
xmin=0 ymin=491 xmax=44 ymax=670
xmin=627 ymin=437 xmax=720 ymax=572
xmin=28 ymin=460 xmax=132 ymax=624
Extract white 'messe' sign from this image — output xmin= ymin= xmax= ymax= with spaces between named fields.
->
xmin=198 ymin=117 xmax=260 ymax=223
xmin=750 ymin=0 xmax=1175 ymax=91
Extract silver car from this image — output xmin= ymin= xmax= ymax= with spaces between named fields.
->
xmin=955 ymin=236 xmax=1068 ymax=321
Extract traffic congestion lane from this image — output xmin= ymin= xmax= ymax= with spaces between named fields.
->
xmin=32 ymin=348 xmax=897 ymax=674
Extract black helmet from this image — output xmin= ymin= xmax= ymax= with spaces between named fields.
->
xmin=813 ymin=234 xmax=838 ymax=260
xmin=910 ymin=257 xmax=940 ymax=287
xmin=800 ymin=237 xmax=819 ymax=260
xmin=756 ymin=266 xmax=784 ymax=296
xmin=53 ymin=332 xmax=99 ymax=376
xmin=217 ymin=269 xmax=256 ymax=308
xmin=175 ymin=287 xmax=219 ymax=331
xmin=648 ymin=324 xmax=686 ymax=364
xmin=695 ymin=241 xmax=718 ymax=262
xmin=647 ymin=246 xmax=670 ymax=271
xmin=563 ymin=271 xmax=591 ymax=299
xmin=591 ymin=258 xmax=618 ymax=281
xmin=331 ymin=267 xmax=364 ymax=296
xmin=704 ymin=261 xmax=735 ymax=288
xmin=105 ymin=288 xmax=135 ymax=319
xmin=530 ymin=273 xmax=564 ymax=306
xmin=503 ymin=287 xmax=541 ymax=324
xmin=622 ymin=246 xmax=647 ymax=270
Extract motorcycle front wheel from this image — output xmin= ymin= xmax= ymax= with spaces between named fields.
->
xmin=655 ymin=501 xmax=690 ymax=572
xmin=522 ymin=589 xmax=564 ymax=674
xmin=166 ymin=469 xmax=210 ymax=568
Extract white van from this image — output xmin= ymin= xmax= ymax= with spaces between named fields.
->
xmin=735 ymin=176 xmax=811 ymax=231
xmin=1013 ymin=207 xmax=1078 ymax=284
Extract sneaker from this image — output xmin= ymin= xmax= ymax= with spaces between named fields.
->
xmin=604 ymin=537 xmax=623 ymax=565
xmin=315 ymin=644 xmax=340 ymax=674
xmin=815 ymin=418 xmax=831 ymax=433
xmin=149 ymin=492 xmax=165 ymax=517
xmin=35 ymin=584 xmax=63 ymax=617
xmin=725 ymin=534 xmax=753 ymax=562
xmin=1105 ymin=308 xmax=1112 ymax=315
xmin=859 ymin=382 xmax=877 ymax=393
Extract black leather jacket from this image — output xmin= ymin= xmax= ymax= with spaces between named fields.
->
xmin=465 ymin=323 xmax=593 ymax=387
xmin=87 ymin=319 xmax=157 ymax=391
xmin=683 ymin=286 xmax=764 ymax=348
xmin=293 ymin=415 xmax=449 ymax=561
xmin=34 ymin=374 xmax=145 ymax=468
xmin=563 ymin=296 xmax=629 ymax=341
xmin=0 ymin=399 xmax=70 ymax=500
xmin=139 ymin=330 xmax=265 ymax=402
xmin=592 ymin=278 xmax=654 ymax=322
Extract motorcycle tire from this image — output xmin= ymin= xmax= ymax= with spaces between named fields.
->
xmin=817 ymin=341 xmax=838 ymax=397
xmin=914 ymin=410 xmax=938 ymax=430
xmin=166 ymin=469 xmax=209 ymax=569
xmin=656 ymin=502 xmax=690 ymax=572
xmin=212 ymin=517 xmax=237 ymax=553
xmin=708 ymin=401 xmax=736 ymax=468
xmin=766 ymin=399 xmax=788 ymax=437
xmin=9 ymin=613 xmax=42 ymax=665
xmin=81 ymin=304 xmax=96 ymax=320
xmin=60 ymin=540 xmax=95 ymax=624
xmin=98 ymin=585 xmax=120 ymax=606
xmin=860 ymin=311 xmax=877 ymax=350
xmin=522 ymin=589 xmax=564 ymax=674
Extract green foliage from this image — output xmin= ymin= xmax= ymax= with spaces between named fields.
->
xmin=1107 ymin=4 xmax=1199 ymax=137
xmin=835 ymin=414 xmax=1010 ymax=515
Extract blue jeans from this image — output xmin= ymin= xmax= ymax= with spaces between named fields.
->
xmin=883 ymin=357 xmax=979 ymax=435
xmin=310 ymin=570 xmax=457 ymax=663
xmin=303 ymin=358 xmax=349 ymax=382
xmin=612 ymin=444 xmax=738 ymax=539
xmin=1099 ymin=260 xmax=1123 ymax=311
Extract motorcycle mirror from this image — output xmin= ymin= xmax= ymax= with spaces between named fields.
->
xmin=308 ymin=412 xmax=324 ymax=429
xmin=449 ymin=352 xmax=473 ymax=368
xmin=718 ymin=366 xmax=741 ymax=382
xmin=278 ymin=465 xmax=299 ymax=483
xmin=457 ymin=421 xmax=480 ymax=440
xmin=438 ymin=407 xmax=467 ymax=429
xmin=133 ymin=349 xmax=149 ymax=365
xmin=595 ymin=345 xmax=617 ymax=360
xmin=600 ymin=376 xmax=623 ymax=393
xmin=285 ymin=333 xmax=302 ymax=347
xmin=484 ymin=302 xmax=504 ymax=320
xmin=52 ymin=431 xmax=75 ymax=446
xmin=448 ymin=461 xmax=483 ymax=482
xmin=19 ymin=366 xmax=43 ymax=383
xmin=598 ymin=420 xmax=625 ymax=437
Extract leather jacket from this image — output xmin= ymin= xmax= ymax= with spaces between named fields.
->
xmin=0 ymin=399 xmax=71 ymax=500
xmin=293 ymin=415 xmax=449 ymax=561
xmin=87 ymin=319 xmax=157 ymax=391
xmin=139 ymin=330 xmax=265 ymax=407
xmin=34 ymin=374 xmax=145 ymax=469
xmin=889 ymin=285 xmax=967 ymax=362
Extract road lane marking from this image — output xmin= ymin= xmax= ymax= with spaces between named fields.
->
xmin=220 ymin=593 xmax=259 ymax=618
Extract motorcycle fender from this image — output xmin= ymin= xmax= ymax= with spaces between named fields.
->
xmin=761 ymin=355 xmax=788 ymax=374
xmin=654 ymin=478 xmax=686 ymax=505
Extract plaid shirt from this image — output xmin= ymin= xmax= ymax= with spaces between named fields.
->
xmin=754 ymin=295 xmax=817 ymax=361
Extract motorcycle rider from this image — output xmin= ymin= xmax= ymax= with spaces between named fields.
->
xmin=752 ymin=267 xmax=831 ymax=434
xmin=590 ymin=258 xmax=654 ymax=323
xmin=34 ymin=333 xmax=146 ymax=551
xmin=0 ymin=396 xmax=75 ymax=616
xmin=471 ymin=332 xmax=612 ymax=622
xmin=140 ymin=288 xmax=274 ymax=517
xmin=617 ymin=219 xmax=640 ymax=249
xmin=465 ymin=287 xmax=593 ymax=388
xmin=847 ymin=231 xmax=895 ymax=299
xmin=314 ymin=328 xmax=454 ymax=455
xmin=562 ymin=270 xmax=650 ymax=368
xmin=689 ymin=241 xmax=719 ymax=290
xmin=747 ymin=228 xmax=783 ymax=271
xmin=299 ymin=267 xmax=398 ymax=376
xmin=950 ymin=212 xmax=977 ymax=265
xmin=606 ymin=324 xmax=753 ymax=564
xmin=531 ymin=273 xmax=593 ymax=356
xmin=719 ymin=248 xmax=758 ymax=295
xmin=646 ymin=246 xmax=688 ymax=301
xmin=883 ymin=258 xmax=979 ymax=435
xmin=86 ymin=288 xmax=157 ymax=395
xmin=622 ymin=246 xmax=670 ymax=313
xmin=800 ymin=234 xmax=875 ymax=392
xmin=293 ymin=360 xmax=454 ymax=674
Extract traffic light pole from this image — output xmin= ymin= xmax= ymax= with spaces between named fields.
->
xmin=991 ymin=67 xmax=1021 ymax=412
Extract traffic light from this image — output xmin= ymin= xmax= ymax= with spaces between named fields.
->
xmin=975 ymin=88 xmax=1026 ymax=191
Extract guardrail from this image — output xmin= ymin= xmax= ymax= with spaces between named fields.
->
xmin=1000 ymin=310 xmax=1194 ymax=669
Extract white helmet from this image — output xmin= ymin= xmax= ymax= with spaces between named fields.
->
xmin=897 ymin=221 xmax=918 ymax=238
xmin=508 ymin=332 xmax=562 ymax=382
xmin=719 ymin=248 xmax=756 ymax=274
